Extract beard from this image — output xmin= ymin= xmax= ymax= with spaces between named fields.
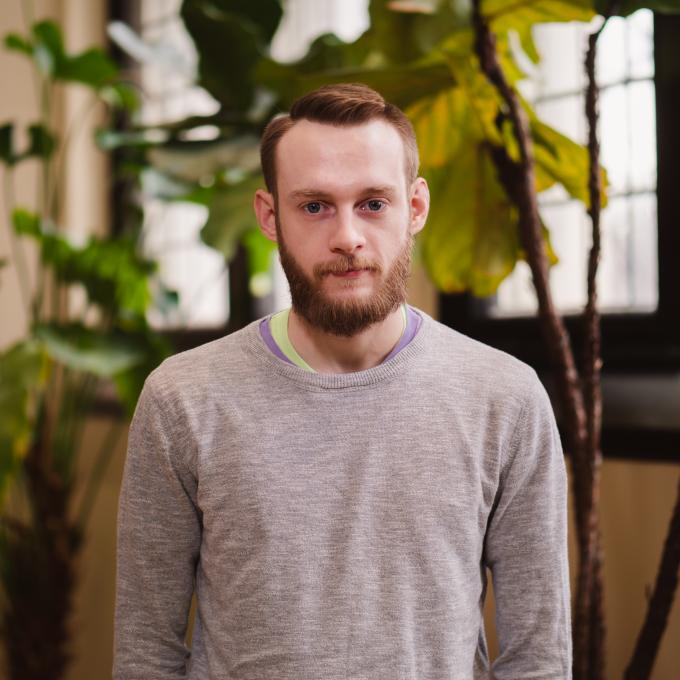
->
xmin=276 ymin=216 xmax=414 ymax=337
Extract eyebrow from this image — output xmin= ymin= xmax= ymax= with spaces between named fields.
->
xmin=287 ymin=186 xmax=398 ymax=202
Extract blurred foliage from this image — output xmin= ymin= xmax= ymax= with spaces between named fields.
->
xmin=105 ymin=0 xmax=680 ymax=298
xmin=0 ymin=17 xmax=172 ymax=679
xmin=0 ymin=16 xmax=171 ymax=509
xmin=104 ymin=0 xmax=614 ymax=299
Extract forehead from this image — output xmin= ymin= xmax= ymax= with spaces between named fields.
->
xmin=275 ymin=118 xmax=407 ymax=198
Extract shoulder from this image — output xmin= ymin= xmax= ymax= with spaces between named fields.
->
xmin=142 ymin=319 xmax=261 ymax=406
xmin=416 ymin=309 xmax=543 ymax=403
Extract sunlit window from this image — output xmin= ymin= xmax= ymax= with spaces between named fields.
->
xmin=493 ymin=10 xmax=657 ymax=317
xmin=135 ymin=0 xmax=227 ymax=329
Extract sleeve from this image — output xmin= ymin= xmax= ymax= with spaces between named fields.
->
xmin=483 ymin=374 xmax=572 ymax=680
xmin=113 ymin=376 xmax=202 ymax=680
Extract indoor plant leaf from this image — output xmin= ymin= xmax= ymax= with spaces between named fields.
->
xmin=35 ymin=323 xmax=147 ymax=377
xmin=26 ymin=123 xmax=56 ymax=160
xmin=483 ymin=0 xmax=595 ymax=30
xmin=3 ymin=33 xmax=33 ymax=55
xmin=241 ymin=226 xmax=278 ymax=297
xmin=31 ymin=19 xmax=65 ymax=76
xmin=258 ymin=56 xmax=456 ymax=112
xmin=146 ymin=135 xmax=261 ymax=183
xmin=200 ymin=174 xmax=264 ymax=261
xmin=180 ymin=0 xmax=283 ymax=112
xmin=57 ymin=47 xmax=119 ymax=88
xmin=420 ymin=142 xmax=522 ymax=296
xmin=0 ymin=123 xmax=16 ymax=165
xmin=531 ymin=117 xmax=609 ymax=208
xmin=13 ymin=209 xmax=155 ymax=316
xmin=0 ymin=341 xmax=47 ymax=507
xmin=594 ymin=0 xmax=680 ymax=15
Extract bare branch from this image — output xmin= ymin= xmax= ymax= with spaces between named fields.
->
xmin=625 ymin=475 xmax=680 ymax=680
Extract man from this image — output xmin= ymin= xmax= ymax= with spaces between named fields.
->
xmin=114 ymin=84 xmax=571 ymax=679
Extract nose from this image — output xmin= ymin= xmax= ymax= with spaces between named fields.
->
xmin=328 ymin=207 xmax=366 ymax=255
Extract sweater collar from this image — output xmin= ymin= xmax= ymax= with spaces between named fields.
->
xmin=245 ymin=306 xmax=432 ymax=391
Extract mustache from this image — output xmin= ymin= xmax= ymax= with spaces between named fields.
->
xmin=313 ymin=256 xmax=382 ymax=278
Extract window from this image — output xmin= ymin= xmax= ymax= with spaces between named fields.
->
xmin=441 ymin=13 xmax=680 ymax=376
xmin=439 ymin=13 xmax=680 ymax=461
xmin=119 ymin=0 xmax=228 ymax=330
xmin=495 ymin=11 xmax=657 ymax=317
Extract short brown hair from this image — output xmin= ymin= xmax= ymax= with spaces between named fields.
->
xmin=260 ymin=83 xmax=419 ymax=196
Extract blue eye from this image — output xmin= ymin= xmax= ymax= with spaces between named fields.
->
xmin=365 ymin=199 xmax=384 ymax=212
xmin=304 ymin=202 xmax=322 ymax=214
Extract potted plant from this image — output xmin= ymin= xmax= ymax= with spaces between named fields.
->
xmin=0 ymin=16 xmax=171 ymax=680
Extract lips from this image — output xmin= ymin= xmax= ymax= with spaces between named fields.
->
xmin=330 ymin=268 xmax=367 ymax=278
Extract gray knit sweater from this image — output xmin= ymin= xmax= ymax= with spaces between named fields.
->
xmin=113 ymin=309 xmax=571 ymax=679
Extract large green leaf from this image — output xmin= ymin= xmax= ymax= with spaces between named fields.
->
xmin=594 ymin=0 xmax=680 ymax=15
xmin=6 ymin=20 xmax=119 ymax=89
xmin=257 ymin=56 xmax=456 ymax=111
xmin=404 ymin=25 xmax=535 ymax=173
xmin=0 ymin=123 xmax=16 ymax=165
xmin=483 ymin=0 xmax=595 ymax=29
xmin=180 ymin=0 xmax=283 ymax=112
xmin=185 ymin=0 xmax=283 ymax=44
xmin=406 ymin=46 xmax=506 ymax=168
xmin=146 ymin=135 xmax=261 ymax=183
xmin=13 ymin=209 xmax=155 ymax=316
xmin=482 ymin=1 xmax=595 ymax=72
xmin=241 ymin=227 xmax=278 ymax=296
xmin=58 ymin=47 xmax=118 ymax=87
xmin=31 ymin=20 xmax=64 ymax=75
xmin=35 ymin=323 xmax=147 ymax=377
xmin=4 ymin=33 xmax=32 ymax=55
xmin=0 ymin=123 xmax=56 ymax=166
xmin=362 ymin=0 xmax=438 ymax=64
xmin=0 ymin=341 xmax=47 ymax=507
xmin=420 ymin=143 xmax=521 ymax=295
xmin=200 ymin=174 xmax=264 ymax=261
xmin=12 ymin=208 xmax=41 ymax=236
xmin=408 ymin=84 xmax=496 ymax=168
xmin=531 ymin=118 xmax=609 ymax=208
xmin=26 ymin=124 xmax=56 ymax=160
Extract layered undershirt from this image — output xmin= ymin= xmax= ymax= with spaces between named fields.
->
xmin=258 ymin=303 xmax=423 ymax=372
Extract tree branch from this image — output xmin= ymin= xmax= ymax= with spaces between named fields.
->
xmin=624 ymin=474 xmax=680 ymax=680
xmin=469 ymin=1 xmax=588 ymax=528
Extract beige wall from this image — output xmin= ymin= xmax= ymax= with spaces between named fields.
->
xmin=1 ymin=4 xmax=679 ymax=680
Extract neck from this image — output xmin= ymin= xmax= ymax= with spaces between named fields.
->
xmin=287 ymin=304 xmax=405 ymax=373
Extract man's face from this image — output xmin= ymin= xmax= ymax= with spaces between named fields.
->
xmin=258 ymin=118 xmax=428 ymax=337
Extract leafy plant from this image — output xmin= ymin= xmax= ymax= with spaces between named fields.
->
xmin=0 ymin=16 xmax=172 ymax=680
xmin=105 ymin=1 xmax=680 ymax=679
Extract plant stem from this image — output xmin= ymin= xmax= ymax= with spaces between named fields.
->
xmin=624 ymin=474 xmax=680 ymax=680
xmin=470 ymin=3 xmax=600 ymax=678
xmin=48 ymin=93 xmax=102 ymax=224
xmin=469 ymin=0 xmax=588 ymax=521
xmin=3 ymin=167 xmax=32 ymax=319
xmin=579 ymin=18 xmax=609 ymax=680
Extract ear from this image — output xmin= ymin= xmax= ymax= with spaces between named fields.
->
xmin=253 ymin=189 xmax=278 ymax=243
xmin=408 ymin=177 xmax=430 ymax=236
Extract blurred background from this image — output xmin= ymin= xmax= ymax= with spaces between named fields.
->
xmin=1 ymin=1 xmax=679 ymax=679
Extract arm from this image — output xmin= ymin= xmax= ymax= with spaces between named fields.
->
xmin=484 ymin=374 xmax=572 ymax=680
xmin=113 ymin=376 xmax=202 ymax=680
